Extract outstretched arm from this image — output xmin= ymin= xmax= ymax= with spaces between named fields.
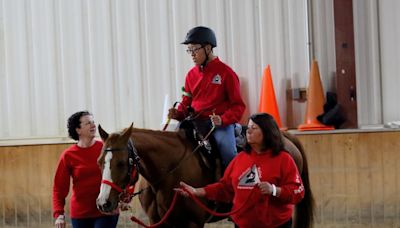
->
xmin=175 ymin=181 xmax=206 ymax=197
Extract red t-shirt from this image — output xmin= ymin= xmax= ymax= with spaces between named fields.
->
xmin=178 ymin=57 xmax=245 ymax=126
xmin=52 ymin=140 xmax=106 ymax=218
xmin=204 ymin=149 xmax=304 ymax=228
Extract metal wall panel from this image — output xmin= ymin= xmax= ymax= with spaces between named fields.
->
xmin=0 ymin=0 xmax=310 ymax=140
xmin=2 ymin=0 xmax=398 ymax=141
xmin=353 ymin=0 xmax=382 ymax=126
xmin=379 ymin=0 xmax=400 ymax=122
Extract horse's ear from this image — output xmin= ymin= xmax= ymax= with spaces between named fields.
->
xmin=98 ymin=124 xmax=109 ymax=141
xmin=121 ymin=123 xmax=134 ymax=141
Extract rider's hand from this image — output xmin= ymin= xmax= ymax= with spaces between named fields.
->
xmin=55 ymin=214 xmax=66 ymax=228
xmin=168 ymin=108 xmax=182 ymax=120
xmin=209 ymin=114 xmax=222 ymax=127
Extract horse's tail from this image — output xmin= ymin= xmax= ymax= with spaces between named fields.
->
xmin=282 ymin=131 xmax=315 ymax=228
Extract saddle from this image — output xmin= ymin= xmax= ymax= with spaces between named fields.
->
xmin=179 ymin=113 xmax=247 ymax=179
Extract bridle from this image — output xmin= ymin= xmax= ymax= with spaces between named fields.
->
xmin=101 ymin=138 xmax=142 ymax=203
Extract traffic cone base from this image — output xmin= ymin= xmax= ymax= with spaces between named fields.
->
xmin=298 ymin=122 xmax=334 ymax=131
xmin=297 ymin=60 xmax=334 ymax=131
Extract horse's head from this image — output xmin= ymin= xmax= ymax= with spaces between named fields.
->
xmin=96 ymin=123 xmax=139 ymax=213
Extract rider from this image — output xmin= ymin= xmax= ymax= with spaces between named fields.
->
xmin=168 ymin=26 xmax=246 ymax=169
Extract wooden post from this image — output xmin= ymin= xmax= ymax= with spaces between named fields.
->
xmin=333 ymin=0 xmax=358 ymax=128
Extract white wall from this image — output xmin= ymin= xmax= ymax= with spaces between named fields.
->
xmin=0 ymin=0 xmax=310 ymax=140
xmin=353 ymin=0 xmax=382 ymax=125
xmin=0 ymin=0 xmax=399 ymax=142
xmin=353 ymin=0 xmax=400 ymax=125
xmin=378 ymin=0 xmax=400 ymax=122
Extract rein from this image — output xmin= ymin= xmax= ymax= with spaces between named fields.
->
xmin=145 ymin=125 xmax=215 ymax=188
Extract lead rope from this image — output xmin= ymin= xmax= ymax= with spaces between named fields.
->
xmin=129 ymin=186 xmax=259 ymax=227
xmin=182 ymin=187 xmax=259 ymax=217
xmin=130 ymin=191 xmax=179 ymax=228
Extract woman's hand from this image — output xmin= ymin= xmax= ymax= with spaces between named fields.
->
xmin=174 ymin=181 xmax=205 ymax=197
xmin=258 ymin=182 xmax=274 ymax=195
xmin=119 ymin=202 xmax=131 ymax=211
xmin=55 ymin=214 xmax=66 ymax=228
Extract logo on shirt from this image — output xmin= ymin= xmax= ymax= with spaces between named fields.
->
xmin=211 ymin=74 xmax=222 ymax=84
xmin=238 ymin=164 xmax=260 ymax=188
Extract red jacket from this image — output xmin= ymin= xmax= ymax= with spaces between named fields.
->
xmin=204 ymin=149 xmax=304 ymax=228
xmin=52 ymin=140 xmax=106 ymax=219
xmin=178 ymin=57 xmax=245 ymax=126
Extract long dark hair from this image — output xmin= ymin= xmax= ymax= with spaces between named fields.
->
xmin=244 ymin=113 xmax=283 ymax=155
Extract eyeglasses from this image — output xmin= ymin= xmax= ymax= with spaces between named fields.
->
xmin=81 ymin=120 xmax=95 ymax=126
xmin=186 ymin=46 xmax=203 ymax=55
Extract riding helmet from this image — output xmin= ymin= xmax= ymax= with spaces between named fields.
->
xmin=181 ymin=26 xmax=217 ymax=48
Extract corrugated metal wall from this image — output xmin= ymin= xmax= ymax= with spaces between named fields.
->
xmin=0 ymin=0 xmax=309 ymax=139
xmin=378 ymin=0 xmax=400 ymax=122
xmin=0 ymin=0 xmax=399 ymax=141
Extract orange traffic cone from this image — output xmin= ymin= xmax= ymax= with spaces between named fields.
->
xmin=298 ymin=60 xmax=334 ymax=131
xmin=258 ymin=65 xmax=286 ymax=129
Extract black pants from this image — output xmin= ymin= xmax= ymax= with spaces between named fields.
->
xmin=71 ymin=215 xmax=119 ymax=228
xmin=234 ymin=218 xmax=292 ymax=228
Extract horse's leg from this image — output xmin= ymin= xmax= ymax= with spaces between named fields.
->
xmin=184 ymin=222 xmax=204 ymax=228
xmin=137 ymin=176 xmax=161 ymax=225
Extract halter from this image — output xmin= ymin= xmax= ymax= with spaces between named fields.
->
xmin=101 ymin=138 xmax=142 ymax=203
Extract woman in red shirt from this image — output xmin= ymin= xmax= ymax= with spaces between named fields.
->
xmin=177 ymin=113 xmax=304 ymax=228
xmin=52 ymin=111 xmax=118 ymax=228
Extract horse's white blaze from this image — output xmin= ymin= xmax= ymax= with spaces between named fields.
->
xmin=97 ymin=151 xmax=113 ymax=205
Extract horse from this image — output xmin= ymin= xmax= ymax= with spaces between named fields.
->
xmin=96 ymin=124 xmax=315 ymax=228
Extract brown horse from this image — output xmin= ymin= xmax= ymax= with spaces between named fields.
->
xmin=96 ymin=124 xmax=314 ymax=228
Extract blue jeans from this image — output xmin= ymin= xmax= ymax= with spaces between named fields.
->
xmin=213 ymin=124 xmax=237 ymax=168
xmin=71 ymin=215 xmax=119 ymax=228
xmin=192 ymin=120 xmax=237 ymax=168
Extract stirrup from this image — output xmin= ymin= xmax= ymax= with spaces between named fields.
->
xmin=202 ymin=140 xmax=212 ymax=152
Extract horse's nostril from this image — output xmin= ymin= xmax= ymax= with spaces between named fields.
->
xmin=97 ymin=200 xmax=113 ymax=212
xmin=100 ymin=200 xmax=113 ymax=212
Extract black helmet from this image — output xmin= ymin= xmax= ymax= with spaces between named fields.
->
xmin=182 ymin=26 xmax=217 ymax=48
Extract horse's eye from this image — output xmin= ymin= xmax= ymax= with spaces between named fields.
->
xmin=117 ymin=161 xmax=126 ymax=169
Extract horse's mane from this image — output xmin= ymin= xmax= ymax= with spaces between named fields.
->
xmin=130 ymin=127 xmax=191 ymax=145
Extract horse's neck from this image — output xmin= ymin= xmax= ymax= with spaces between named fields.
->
xmin=283 ymin=135 xmax=303 ymax=173
xmin=132 ymin=129 xmax=188 ymax=183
